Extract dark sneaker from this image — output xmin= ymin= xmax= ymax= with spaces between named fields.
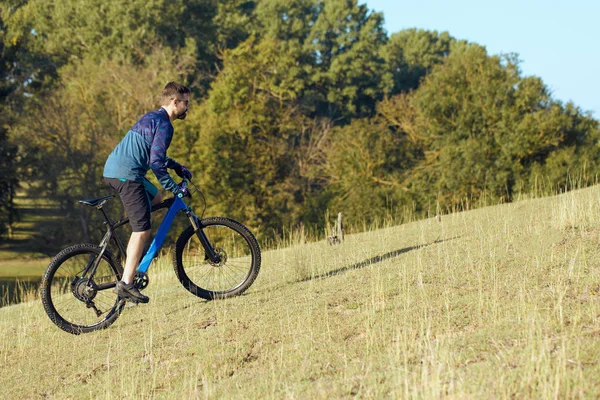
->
xmin=114 ymin=281 xmax=149 ymax=304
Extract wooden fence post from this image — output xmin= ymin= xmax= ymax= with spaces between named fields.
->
xmin=328 ymin=212 xmax=344 ymax=245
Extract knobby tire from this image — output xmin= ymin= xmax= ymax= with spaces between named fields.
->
xmin=173 ymin=217 xmax=261 ymax=300
xmin=40 ymin=244 xmax=124 ymax=335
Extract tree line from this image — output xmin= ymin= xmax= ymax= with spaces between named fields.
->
xmin=1 ymin=0 xmax=598 ymax=247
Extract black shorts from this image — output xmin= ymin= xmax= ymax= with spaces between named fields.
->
xmin=104 ymin=178 xmax=158 ymax=232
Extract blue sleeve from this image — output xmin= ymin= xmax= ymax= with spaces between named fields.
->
xmin=150 ymin=123 xmax=179 ymax=193
xmin=165 ymin=157 xmax=181 ymax=170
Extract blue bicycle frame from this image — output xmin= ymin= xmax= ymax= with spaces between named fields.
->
xmin=86 ymin=184 xmax=219 ymax=283
xmin=136 ymin=195 xmax=219 ymax=274
xmin=137 ymin=195 xmax=186 ymax=273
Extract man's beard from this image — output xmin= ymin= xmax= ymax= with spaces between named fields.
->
xmin=177 ymin=111 xmax=187 ymax=120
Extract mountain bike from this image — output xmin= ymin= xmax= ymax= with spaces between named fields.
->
xmin=40 ymin=178 xmax=261 ymax=335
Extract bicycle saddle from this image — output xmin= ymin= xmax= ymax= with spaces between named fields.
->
xmin=78 ymin=195 xmax=115 ymax=208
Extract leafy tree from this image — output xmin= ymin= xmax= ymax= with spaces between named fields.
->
xmin=214 ymin=0 xmax=256 ymax=50
xmin=249 ymin=0 xmax=388 ymax=118
xmin=182 ymin=36 xmax=313 ymax=237
xmin=397 ymin=44 xmax=600 ymax=209
xmin=304 ymin=0 xmax=387 ymax=117
xmin=324 ymin=42 xmax=600 ymax=220
xmin=5 ymin=0 xmax=215 ymax=62
xmin=0 ymin=128 xmax=18 ymax=238
xmin=3 ymin=0 xmax=599 ymax=247
xmin=0 ymin=3 xmax=34 ymax=238
xmin=381 ymin=28 xmax=455 ymax=94
xmin=320 ymin=116 xmax=420 ymax=225
xmin=179 ymin=0 xmax=391 ymax=236
xmin=11 ymin=48 xmax=195 ymax=246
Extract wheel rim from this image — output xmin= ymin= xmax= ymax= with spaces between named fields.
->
xmin=181 ymin=224 xmax=254 ymax=294
xmin=47 ymin=251 xmax=120 ymax=329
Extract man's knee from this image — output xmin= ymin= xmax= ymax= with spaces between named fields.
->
xmin=131 ymin=230 xmax=152 ymax=242
xmin=152 ymin=191 xmax=162 ymax=206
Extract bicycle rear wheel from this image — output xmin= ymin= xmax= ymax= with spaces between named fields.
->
xmin=40 ymin=244 xmax=124 ymax=335
xmin=174 ymin=217 xmax=261 ymax=300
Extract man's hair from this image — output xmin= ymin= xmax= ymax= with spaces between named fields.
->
xmin=160 ymin=82 xmax=191 ymax=106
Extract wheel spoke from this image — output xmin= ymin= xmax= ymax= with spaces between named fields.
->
xmin=221 ymin=265 xmax=242 ymax=287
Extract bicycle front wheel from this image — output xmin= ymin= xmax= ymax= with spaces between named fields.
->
xmin=174 ymin=217 xmax=261 ymax=300
xmin=40 ymin=244 xmax=124 ymax=335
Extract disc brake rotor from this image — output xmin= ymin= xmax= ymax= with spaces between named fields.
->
xmin=208 ymin=248 xmax=228 ymax=267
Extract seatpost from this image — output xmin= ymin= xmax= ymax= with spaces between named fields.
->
xmin=98 ymin=205 xmax=113 ymax=225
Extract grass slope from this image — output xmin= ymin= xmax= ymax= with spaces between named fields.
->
xmin=1 ymin=186 xmax=600 ymax=398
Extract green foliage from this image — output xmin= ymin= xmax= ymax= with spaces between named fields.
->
xmin=304 ymin=0 xmax=387 ymax=117
xmin=250 ymin=0 xmax=388 ymax=118
xmin=319 ymin=43 xmax=600 ymax=222
xmin=12 ymin=48 xmax=195 ymax=245
xmin=178 ymin=0 xmax=391 ymax=237
xmin=185 ymin=36 xmax=313 ymax=237
xmin=0 ymin=5 xmax=26 ymax=238
xmin=322 ymin=117 xmax=419 ymax=224
xmin=0 ymin=127 xmax=18 ymax=237
xmin=382 ymin=28 xmax=455 ymax=94
xmin=400 ymin=45 xmax=600 ymax=208
xmin=5 ymin=0 xmax=214 ymax=62
xmin=1 ymin=0 xmax=599 ymax=249
xmin=213 ymin=0 xmax=256 ymax=50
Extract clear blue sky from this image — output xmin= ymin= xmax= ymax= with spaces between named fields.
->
xmin=362 ymin=0 xmax=599 ymax=118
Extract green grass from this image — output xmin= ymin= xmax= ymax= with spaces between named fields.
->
xmin=0 ymin=259 xmax=51 ymax=278
xmin=0 ymin=189 xmax=62 ymax=261
xmin=0 ymin=191 xmax=61 ymax=282
xmin=2 ymin=185 xmax=600 ymax=398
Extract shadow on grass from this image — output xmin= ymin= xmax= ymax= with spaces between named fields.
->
xmin=297 ymin=236 xmax=461 ymax=283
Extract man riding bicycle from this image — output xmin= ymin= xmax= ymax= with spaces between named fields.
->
xmin=103 ymin=82 xmax=192 ymax=304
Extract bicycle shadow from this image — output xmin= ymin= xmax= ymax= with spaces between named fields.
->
xmin=297 ymin=236 xmax=461 ymax=283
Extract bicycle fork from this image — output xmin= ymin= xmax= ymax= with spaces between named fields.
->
xmin=185 ymin=209 xmax=221 ymax=264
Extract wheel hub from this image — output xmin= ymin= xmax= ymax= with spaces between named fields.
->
xmin=208 ymin=248 xmax=227 ymax=267
xmin=71 ymin=278 xmax=98 ymax=302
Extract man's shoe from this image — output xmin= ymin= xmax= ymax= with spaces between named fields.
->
xmin=114 ymin=281 xmax=149 ymax=304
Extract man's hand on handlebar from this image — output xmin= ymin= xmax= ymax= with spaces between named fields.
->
xmin=176 ymin=182 xmax=190 ymax=198
xmin=174 ymin=165 xmax=192 ymax=180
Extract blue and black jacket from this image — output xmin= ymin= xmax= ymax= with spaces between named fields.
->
xmin=103 ymin=108 xmax=181 ymax=193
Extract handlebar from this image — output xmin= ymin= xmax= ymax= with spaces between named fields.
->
xmin=177 ymin=178 xmax=191 ymax=199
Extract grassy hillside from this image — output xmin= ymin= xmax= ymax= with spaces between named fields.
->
xmin=1 ymin=185 xmax=600 ymax=398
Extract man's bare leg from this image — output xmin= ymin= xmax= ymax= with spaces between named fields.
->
xmin=122 ymin=192 xmax=162 ymax=284
xmin=122 ymin=230 xmax=152 ymax=284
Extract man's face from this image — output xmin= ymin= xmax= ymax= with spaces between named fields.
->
xmin=174 ymin=94 xmax=190 ymax=120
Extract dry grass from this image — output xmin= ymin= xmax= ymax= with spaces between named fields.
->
xmin=2 ymin=185 xmax=600 ymax=398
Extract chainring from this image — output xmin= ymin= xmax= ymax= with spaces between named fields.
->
xmin=133 ymin=271 xmax=150 ymax=290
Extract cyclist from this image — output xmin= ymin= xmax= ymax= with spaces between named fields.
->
xmin=103 ymin=82 xmax=192 ymax=303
